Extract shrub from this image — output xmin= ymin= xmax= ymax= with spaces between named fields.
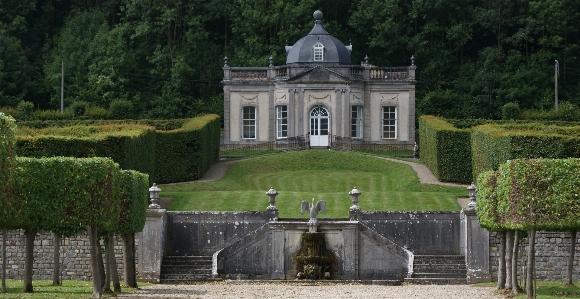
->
xmin=70 ymin=101 xmax=88 ymax=117
xmin=0 ymin=106 xmax=18 ymax=118
xmin=34 ymin=109 xmax=73 ymax=120
xmin=17 ymin=101 xmax=35 ymax=120
xmin=502 ymin=102 xmax=521 ymax=120
xmin=110 ymin=100 xmax=134 ymax=119
xmin=85 ymin=106 xmax=111 ymax=119
xmin=0 ymin=112 xmax=17 ymax=226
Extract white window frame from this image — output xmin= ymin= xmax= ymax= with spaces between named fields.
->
xmin=382 ymin=106 xmax=397 ymax=139
xmin=313 ymin=42 xmax=324 ymax=61
xmin=276 ymin=105 xmax=288 ymax=139
xmin=351 ymin=105 xmax=363 ymax=138
xmin=242 ymin=106 xmax=257 ymax=139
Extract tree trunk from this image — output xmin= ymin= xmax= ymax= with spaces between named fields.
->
xmin=505 ymin=230 xmax=514 ymax=290
xmin=108 ymin=232 xmax=121 ymax=292
xmin=2 ymin=226 xmax=6 ymax=293
xmin=526 ymin=228 xmax=536 ymax=299
xmin=52 ymin=232 xmax=61 ymax=285
xmin=497 ymin=231 xmax=506 ymax=289
xmin=97 ymin=237 xmax=106 ymax=291
xmin=566 ymin=231 xmax=577 ymax=286
xmin=103 ymin=234 xmax=111 ymax=293
xmin=23 ymin=228 xmax=36 ymax=293
xmin=512 ymin=231 xmax=522 ymax=294
xmin=89 ymin=225 xmax=102 ymax=298
xmin=123 ymin=233 xmax=137 ymax=288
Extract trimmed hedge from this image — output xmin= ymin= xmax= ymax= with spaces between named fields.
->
xmin=489 ymin=158 xmax=580 ymax=231
xmin=475 ymin=170 xmax=503 ymax=231
xmin=471 ymin=123 xmax=580 ymax=181
xmin=116 ymin=170 xmax=149 ymax=235
xmin=13 ymin=157 xmax=121 ymax=230
xmin=418 ymin=115 xmax=472 ymax=184
xmin=16 ymin=125 xmax=156 ymax=184
xmin=154 ymin=114 xmax=220 ymax=184
xmin=0 ymin=112 xmax=17 ymax=226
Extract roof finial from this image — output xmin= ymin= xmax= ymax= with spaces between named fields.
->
xmin=313 ymin=10 xmax=323 ymax=21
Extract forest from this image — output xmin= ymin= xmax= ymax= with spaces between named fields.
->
xmin=1 ymin=0 xmax=579 ymax=120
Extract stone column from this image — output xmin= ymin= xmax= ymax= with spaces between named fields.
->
xmin=288 ymin=89 xmax=295 ymax=138
xmin=270 ymin=229 xmax=285 ymax=279
xmin=136 ymin=208 xmax=166 ymax=283
xmin=462 ymin=184 xmax=490 ymax=283
xmin=297 ymin=89 xmax=305 ymax=136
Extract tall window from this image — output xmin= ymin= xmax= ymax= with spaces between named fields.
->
xmin=313 ymin=42 xmax=324 ymax=61
xmin=276 ymin=105 xmax=288 ymax=139
xmin=382 ymin=106 xmax=397 ymax=139
xmin=242 ymin=106 xmax=256 ymax=139
xmin=351 ymin=105 xmax=363 ymax=138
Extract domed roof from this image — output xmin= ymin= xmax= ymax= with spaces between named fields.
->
xmin=285 ymin=11 xmax=352 ymax=65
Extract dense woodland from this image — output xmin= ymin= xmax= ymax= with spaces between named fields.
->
xmin=1 ymin=0 xmax=580 ymax=120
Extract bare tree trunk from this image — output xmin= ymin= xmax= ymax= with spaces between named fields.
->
xmin=108 ymin=232 xmax=121 ymax=292
xmin=526 ymin=228 xmax=536 ymax=299
xmin=103 ymin=234 xmax=111 ymax=293
xmin=89 ymin=225 xmax=102 ymax=298
xmin=23 ymin=228 xmax=35 ymax=293
xmin=512 ymin=231 xmax=522 ymax=294
xmin=497 ymin=231 xmax=506 ymax=289
xmin=97 ymin=237 xmax=106 ymax=291
xmin=2 ymin=226 xmax=6 ymax=293
xmin=566 ymin=231 xmax=577 ymax=286
xmin=123 ymin=233 xmax=137 ymax=288
xmin=505 ymin=230 xmax=514 ymax=290
xmin=52 ymin=232 xmax=61 ymax=285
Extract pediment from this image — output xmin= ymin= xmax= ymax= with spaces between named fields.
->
xmin=285 ymin=65 xmax=350 ymax=82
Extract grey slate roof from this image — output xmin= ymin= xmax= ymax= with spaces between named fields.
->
xmin=285 ymin=11 xmax=352 ymax=65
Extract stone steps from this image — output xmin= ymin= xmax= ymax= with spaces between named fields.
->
xmin=405 ymin=255 xmax=467 ymax=285
xmin=160 ymin=256 xmax=216 ymax=283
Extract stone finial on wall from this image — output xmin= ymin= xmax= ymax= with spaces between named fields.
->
xmin=266 ymin=187 xmax=278 ymax=211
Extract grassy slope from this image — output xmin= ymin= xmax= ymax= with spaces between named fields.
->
xmin=161 ymin=151 xmax=466 ymax=218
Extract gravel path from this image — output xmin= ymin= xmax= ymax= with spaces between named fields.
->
xmin=118 ymin=282 xmax=501 ymax=299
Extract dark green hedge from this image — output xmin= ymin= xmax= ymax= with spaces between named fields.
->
xmin=471 ymin=123 xmax=580 ymax=181
xmin=0 ymin=113 xmax=17 ymax=226
xmin=493 ymin=158 xmax=580 ymax=231
xmin=475 ymin=170 xmax=504 ymax=231
xmin=116 ymin=170 xmax=149 ymax=235
xmin=419 ymin=115 xmax=472 ymax=184
xmin=16 ymin=125 xmax=156 ymax=184
xmin=154 ymin=114 xmax=220 ymax=184
xmin=13 ymin=157 xmax=121 ymax=230
xmin=18 ymin=119 xmax=188 ymax=131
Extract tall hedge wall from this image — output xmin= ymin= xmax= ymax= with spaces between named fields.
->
xmin=0 ymin=112 xmax=17 ymax=226
xmin=490 ymin=158 xmax=580 ymax=231
xmin=16 ymin=125 xmax=156 ymax=183
xmin=471 ymin=123 xmax=580 ymax=181
xmin=154 ymin=114 xmax=220 ymax=184
xmin=418 ymin=115 xmax=472 ymax=183
xmin=116 ymin=170 xmax=149 ymax=235
xmin=12 ymin=157 xmax=121 ymax=230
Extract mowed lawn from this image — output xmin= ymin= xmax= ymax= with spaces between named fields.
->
xmin=160 ymin=150 xmax=466 ymax=218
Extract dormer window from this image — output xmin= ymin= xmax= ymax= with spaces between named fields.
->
xmin=313 ymin=42 xmax=324 ymax=61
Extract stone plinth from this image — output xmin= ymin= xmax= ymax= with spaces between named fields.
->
xmin=137 ymin=208 xmax=166 ymax=283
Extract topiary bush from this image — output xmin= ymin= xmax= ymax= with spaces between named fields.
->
xmin=17 ymin=101 xmax=34 ymax=120
xmin=502 ymin=102 xmax=521 ymax=120
xmin=0 ymin=112 xmax=17 ymax=227
xmin=70 ymin=101 xmax=88 ymax=117
xmin=109 ymin=100 xmax=134 ymax=120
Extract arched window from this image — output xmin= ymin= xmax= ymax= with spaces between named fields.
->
xmin=313 ymin=42 xmax=324 ymax=61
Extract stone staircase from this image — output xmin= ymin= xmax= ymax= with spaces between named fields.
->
xmin=160 ymin=256 xmax=217 ymax=283
xmin=405 ymin=255 xmax=467 ymax=285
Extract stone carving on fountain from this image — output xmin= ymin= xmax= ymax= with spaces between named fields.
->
xmin=301 ymin=198 xmax=326 ymax=233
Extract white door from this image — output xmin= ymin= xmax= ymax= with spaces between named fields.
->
xmin=309 ymin=105 xmax=329 ymax=147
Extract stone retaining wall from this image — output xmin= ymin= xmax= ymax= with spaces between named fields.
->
xmin=1 ymin=230 xmax=132 ymax=281
xmin=489 ymin=231 xmax=580 ymax=281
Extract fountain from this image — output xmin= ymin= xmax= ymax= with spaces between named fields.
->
xmin=295 ymin=199 xmax=337 ymax=280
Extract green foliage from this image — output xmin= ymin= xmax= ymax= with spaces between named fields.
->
xmin=471 ymin=122 xmax=580 ymax=181
xmin=475 ymin=170 xmax=504 ymax=230
xmin=12 ymin=157 xmax=121 ymax=230
xmin=154 ymin=114 xmax=220 ymax=183
xmin=502 ymin=102 xmax=521 ymax=120
xmin=69 ymin=101 xmax=87 ymax=117
xmin=0 ymin=112 xmax=17 ymax=225
xmin=17 ymin=101 xmax=34 ymax=120
xmin=419 ymin=115 xmax=472 ymax=184
xmin=116 ymin=170 xmax=149 ymax=235
xmin=16 ymin=124 xmax=156 ymax=183
xmin=33 ymin=109 xmax=73 ymax=121
xmin=495 ymin=158 xmax=580 ymax=231
xmin=84 ymin=106 xmax=110 ymax=120
xmin=109 ymin=100 xmax=134 ymax=119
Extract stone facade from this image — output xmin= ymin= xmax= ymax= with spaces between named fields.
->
xmin=489 ymin=231 xmax=580 ymax=281
xmin=1 ymin=229 xmax=131 ymax=281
